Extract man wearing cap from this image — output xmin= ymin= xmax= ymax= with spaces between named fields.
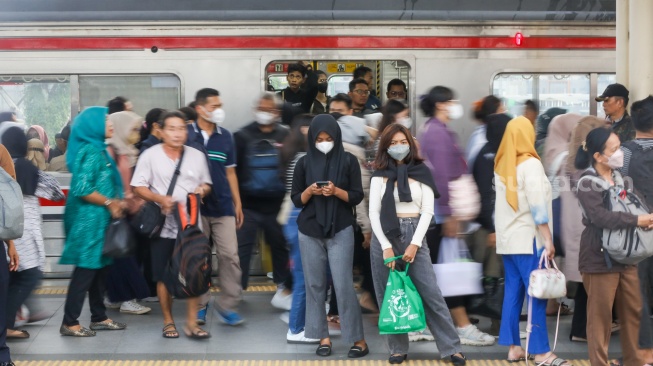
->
xmin=596 ymin=83 xmax=636 ymax=142
xmin=48 ymin=125 xmax=70 ymax=162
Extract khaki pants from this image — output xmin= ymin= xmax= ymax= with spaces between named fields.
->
xmin=465 ymin=227 xmax=503 ymax=278
xmin=583 ymin=267 xmax=645 ymax=366
xmin=198 ymin=216 xmax=243 ymax=312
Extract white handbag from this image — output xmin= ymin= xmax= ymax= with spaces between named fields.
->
xmin=528 ymin=252 xmax=567 ymax=299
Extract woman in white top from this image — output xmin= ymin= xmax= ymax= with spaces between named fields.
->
xmin=494 ymin=116 xmax=567 ymax=365
xmin=369 ymin=124 xmax=466 ymax=365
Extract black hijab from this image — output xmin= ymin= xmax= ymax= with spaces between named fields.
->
xmin=485 ymin=113 xmax=511 ymax=153
xmin=2 ymin=126 xmax=38 ymax=196
xmin=372 ymin=157 xmax=439 ymax=239
xmin=304 ymin=115 xmax=348 ymax=238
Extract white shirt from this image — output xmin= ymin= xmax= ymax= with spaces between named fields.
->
xmin=369 ymin=176 xmax=434 ymax=250
xmin=494 ymin=158 xmax=553 ymax=255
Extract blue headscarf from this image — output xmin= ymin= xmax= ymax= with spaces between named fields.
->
xmin=67 ymin=107 xmax=123 ymax=193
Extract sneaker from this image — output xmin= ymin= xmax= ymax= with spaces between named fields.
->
xmin=408 ymin=329 xmax=435 ymax=342
xmin=279 ymin=312 xmax=290 ymax=324
xmin=457 ymin=324 xmax=495 ymax=346
xmin=141 ymin=296 xmax=159 ymax=303
xmin=287 ymin=329 xmax=320 ymax=344
xmin=271 ymin=289 xmax=292 ymax=311
xmin=104 ymin=298 xmax=121 ymax=309
xmin=215 ymin=308 xmax=244 ymax=326
xmin=120 ymin=300 xmax=151 ymax=315
xmin=197 ymin=305 xmax=208 ymax=325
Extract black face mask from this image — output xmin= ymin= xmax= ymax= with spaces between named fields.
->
xmin=317 ymin=83 xmax=328 ymax=93
xmin=330 ymin=112 xmax=343 ymax=121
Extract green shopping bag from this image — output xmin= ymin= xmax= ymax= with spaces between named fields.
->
xmin=378 ymin=255 xmax=426 ymax=334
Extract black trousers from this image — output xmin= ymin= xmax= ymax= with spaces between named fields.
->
xmin=63 ymin=267 xmax=109 ymax=327
xmin=570 ymin=282 xmax=588 ymax=339
xmin=6 ymin=267 xmax=41 ymax=329
xmin=237 ymin=208 xmax=291 ymax=290
xmin=0 ymin=243 xmax=11 ymax=362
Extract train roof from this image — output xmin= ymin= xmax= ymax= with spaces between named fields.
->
xmin=0 ymin=0 xmax=615 ymax=23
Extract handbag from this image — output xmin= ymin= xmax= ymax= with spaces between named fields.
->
xmin=526 ymin=252 xmax=566 ymax=366
xmin=378 ymin=255 xmax=426 ymax=334
xmin=448 ymin=173 xmax=481 ymax=221
xmin=103 ymin=218 xmax=137 ymax=258
xmin=433 ymin=237 xmax=483 ymax=297
xmin=130 ymin=149 xmax=185 ymax=237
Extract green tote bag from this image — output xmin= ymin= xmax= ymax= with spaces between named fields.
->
xmin=378 ymin=256 xmax=427 ymax=334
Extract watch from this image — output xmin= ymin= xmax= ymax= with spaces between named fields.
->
xmin=104 ymin=199 xmax=113 ymax=207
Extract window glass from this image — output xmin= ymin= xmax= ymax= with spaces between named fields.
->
xmin=267 ymin=75 xmax=288 ymax=92
xmin=492 ymin=74 xmax=535 ymax=118
xmin=597 ymin=74 xmax=617 ymax=119
xmin=0 ymin=75 xmax=71 ymax=143
xmin=327 ymin=75 xmax=353 ymax=96
xmin=79 ymin=75 xmax=181 ymax=117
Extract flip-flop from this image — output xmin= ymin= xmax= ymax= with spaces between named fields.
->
xmin=184 ymin=326 xmax=211 ymax=339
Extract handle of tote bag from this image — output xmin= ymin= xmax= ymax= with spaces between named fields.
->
xmin=383 ymin=255 xmax=410 ymax=273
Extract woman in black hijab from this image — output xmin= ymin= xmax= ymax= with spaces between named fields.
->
xmin=2 ymin=127 xmax=64 ymax=339
xmin=291 ymin=115 xmax=368 ymax=358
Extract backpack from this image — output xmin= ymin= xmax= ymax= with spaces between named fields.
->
xmin=163 ymin=194 xmax=212 ymax=299
xmin=0 ymin=167 xmax=24 ymax=240
xmin=622 ymin=141 xmax=653 ymax=209
xmin=239 ymin=128 xmax=285 ymax=197
xmin=577 ymin=171 xmax=653 ymax=266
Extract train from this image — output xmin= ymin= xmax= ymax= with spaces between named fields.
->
xmin=0 ymin=0 xmax=617 ymax=277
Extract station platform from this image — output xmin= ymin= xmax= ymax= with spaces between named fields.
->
xmin=8 ymin=279 xmax=619 ymax=365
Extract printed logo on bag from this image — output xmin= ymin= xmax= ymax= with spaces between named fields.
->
xmin=388 ymin=289 xmax=416 ymax=323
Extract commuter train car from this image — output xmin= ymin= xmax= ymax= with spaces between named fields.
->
xmin=0 ymin=0 xmax=617 ymax=277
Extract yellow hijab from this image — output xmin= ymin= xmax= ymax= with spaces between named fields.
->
xmin=494 ymin=116 xmax=540 ymax=211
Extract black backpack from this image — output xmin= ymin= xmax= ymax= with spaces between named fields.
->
xmin=239 ymin=128 xmax=286 ymax=197
xmin=163 ymin=194 xmax=212 ymax=299
xmin=622 ymin=141 xmax=653 ymax=209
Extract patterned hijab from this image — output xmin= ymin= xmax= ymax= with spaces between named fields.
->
xmin=494 ymin=116 xmax=540 ymax=211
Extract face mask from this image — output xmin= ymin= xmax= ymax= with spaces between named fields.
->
xmin=398 ymin=116 xmax=413 ymax=129
xmin=317 ymin=83 xmax=328 ymax=93
xmin=315 ymin=141 xmax=334 ymax=155
xmin=447 ymin=103 xmax=464 ymax=120
xmin=388 ymin=144 xmax=410 ymax=161
xmin=605 ymin=149 xmax=624 ymax=169
xmin=255 ymin=111 xmax=276 ymax=126
xmin=202 ymin=106 xmax=225 ymax=125
xmin=330 ymin=112 xmax=344 ymax=121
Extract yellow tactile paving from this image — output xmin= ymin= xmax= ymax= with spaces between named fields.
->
xmin=14 ymin=361 xmax=591 ymax=366
xmin=33 ymin=285 xmax=277 ymax=295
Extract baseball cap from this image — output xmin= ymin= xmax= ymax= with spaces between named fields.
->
xmin=596 ymin=83 xmax=629 ymax=102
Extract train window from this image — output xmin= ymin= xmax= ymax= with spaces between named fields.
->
xmin=267 ymin=75 xmax=289 ymax=92
xmin=597 ymin=74 xmax=616 ymax=119
xmin=79 ymin=74 xmax=181 ymax=117
xmin=0 ymin=75 xmax=71 ymax=141
xmin=493 ymin=73 xmax=591 ymax=116
xmin=327 ymin=75 xmax=353 ymax=96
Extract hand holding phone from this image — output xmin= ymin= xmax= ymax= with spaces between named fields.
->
xmin=316 ymin=181 xmax=330 ymax=188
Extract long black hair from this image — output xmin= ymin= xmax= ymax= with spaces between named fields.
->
xmin=574 ymin=127 xmax=612 ymax=170
xmin=419 ymin=86 xmax=453 ymax=117
xmin=378 ymin=99 xmax=408 ymax=136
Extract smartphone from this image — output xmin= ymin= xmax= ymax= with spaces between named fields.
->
xmin=316 ymin=181 xmax=330 ymax=188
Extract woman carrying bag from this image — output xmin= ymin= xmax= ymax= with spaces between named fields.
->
xmin=290 ymin=114 xmax=368 ymax=358
xmin=369 ymin=124 xmax=466 ymax=365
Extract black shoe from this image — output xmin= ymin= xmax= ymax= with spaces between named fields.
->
xmin=389 ymin=354 xmax=407 ymax=364
xmin=451 ymin=353 xmax=467 ymax=365
xmin=348 ymin=345 xmax=369 ymax=358
xmin=0 ymin=363 xmax=15 ymax=366
xmin=316 ymin=343 xmax=332 ymax=357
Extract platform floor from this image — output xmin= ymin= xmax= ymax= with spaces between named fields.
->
xmin=7 ymin=280 xmax=625 ymax=364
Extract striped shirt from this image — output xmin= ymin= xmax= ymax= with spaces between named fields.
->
xmin=286 ymin=152 xmax=306 ymax=193
xmin=621 ymin=138 xmax=653 ymax=177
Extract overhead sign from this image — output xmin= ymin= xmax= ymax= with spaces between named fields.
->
xmin=326 ymin=63 xmax=364 ymax=73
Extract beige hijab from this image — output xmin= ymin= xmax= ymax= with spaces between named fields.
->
xmin=566 ymin=116 xmax=608 ymax=174
xmin=26 ymin=138 xmax=47 ymax=170
xmin=544 ymin=113 xmax=582 ymax=175
xmin=107 ymin=111 xmax=143 ymax=168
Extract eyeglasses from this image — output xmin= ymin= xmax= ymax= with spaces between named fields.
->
xmin=389 ymin=91 xmax=407 ymax=98
xmin=287 ymin=75 xmax=303 ymax=80
xmin=353 ymin=89 xmax=371 ymax=96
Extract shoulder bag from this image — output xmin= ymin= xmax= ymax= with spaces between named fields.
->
xmin=130 ymin=148 xmax=185 ymax=238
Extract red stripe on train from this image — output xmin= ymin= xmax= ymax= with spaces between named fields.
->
xmin=39 ymin=189 xmax=68 ymax=206
xmin=0 ymin=36 xmax=615 ymax=50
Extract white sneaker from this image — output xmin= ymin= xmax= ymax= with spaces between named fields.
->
xmin=141 ymin=296 xmax=159 ymax=303
xmin=408 ymin=329 xmax=435 ymax=342
xmin=120 ymin=300 xmax=151 ymax=315
xmin=287 ymin=329 xmax=320 ymax=344
xmin=279 ymin=312 xmax=290 ymax=324
xmin=271 ymin=289 xmax=292 ymax=311
xmin=104 ymin=298 xmax=121 ymax=309
xmin=457 ymin=324 xmax=496 ymax=346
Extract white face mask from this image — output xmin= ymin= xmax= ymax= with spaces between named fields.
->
xmin=447 ymin=103 xmax=464 ymax=121
xmin=315 ymin=141 xmax=334 ymax=154
xmin=202 ymin=106 xmax=225 ymax=125
xmin=398 ymin=116 xmax=413 ymax=129
xmin=255 ymin=111 xmax=277 ymax=126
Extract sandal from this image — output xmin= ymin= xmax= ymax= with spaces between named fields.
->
xmin=162 ymin=323 xmax=179 ymax=339
xmin=327 ymin=315 xmax=340 ymax=324
xmin=535 ymin=357 xmax=572 ymax=366
xmin=6 ymin=329 xmax=29 ymax=339
xmin=184 ymin=326 xmax=211 ymax=339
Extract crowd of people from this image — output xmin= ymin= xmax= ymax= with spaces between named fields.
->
xmin=1 ymin=62 xmax=653 ymax=366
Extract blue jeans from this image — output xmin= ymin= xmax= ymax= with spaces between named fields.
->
xmin=499 ymin=243 xmax=550 ymax=355
xmin=284 ymin=207 xmax=305 ymax=334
